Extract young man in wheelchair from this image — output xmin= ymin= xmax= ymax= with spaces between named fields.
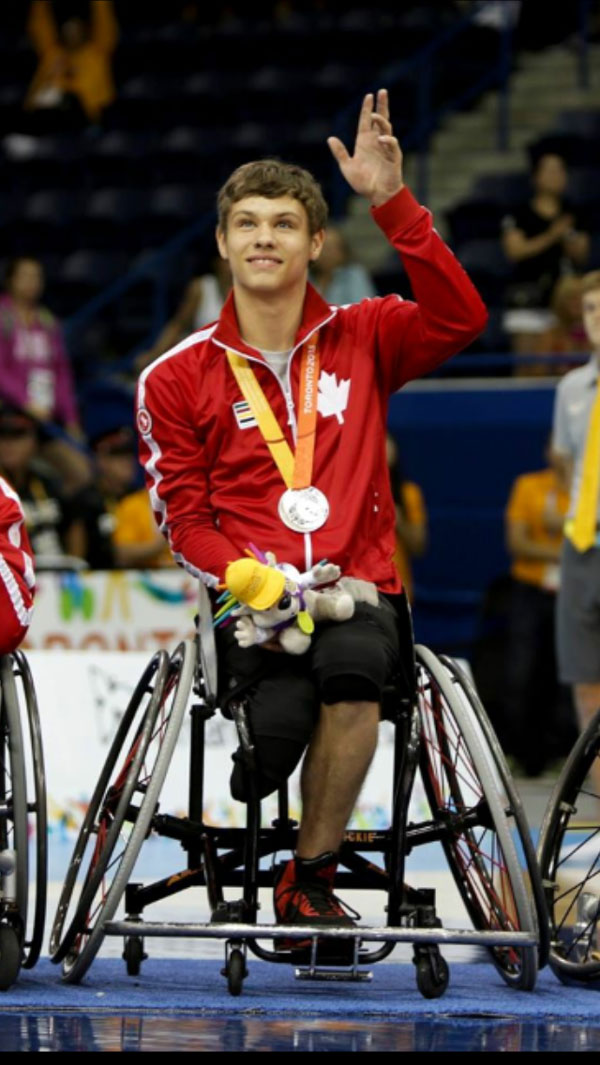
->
xmin=136 ymin=90 xmax=487 ymax=940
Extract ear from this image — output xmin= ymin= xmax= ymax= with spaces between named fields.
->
xmin=309 ymin=228 xmax=326 ymax=263
xmin=216 ymin=226 xmax=229 ymax=261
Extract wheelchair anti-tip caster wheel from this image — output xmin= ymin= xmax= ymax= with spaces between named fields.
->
xmin=123 ymin=936 xmax=147 ymax=977
xmin=414 ymin=950 xmax=449 ymax=999
xmin=222 ymin=946 xmax=248 ymax=997
xmin=0 ymin=922 xmax=22 ymax=991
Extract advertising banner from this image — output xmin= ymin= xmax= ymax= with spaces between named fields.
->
xmin=23 ymin=570 xmax=197 ymax=652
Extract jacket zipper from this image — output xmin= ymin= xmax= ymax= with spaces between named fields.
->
xmin=213 ymin=311 xmax=336 ymax=571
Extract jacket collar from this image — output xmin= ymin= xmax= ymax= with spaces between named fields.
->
xmin=211 ymin=282 xmax=336 ymax=358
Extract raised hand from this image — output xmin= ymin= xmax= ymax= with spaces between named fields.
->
xmin=327 ymin=89 xmax=404 ymax=208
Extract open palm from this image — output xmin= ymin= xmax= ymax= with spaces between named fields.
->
xmin=328 ymin=89 xmax=404 ymax=207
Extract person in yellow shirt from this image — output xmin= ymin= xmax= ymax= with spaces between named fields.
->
xmin=386 ymin=433 xmax=427 ymax=602
xmin=504 ymin=448 xmax=577 ymax=775
xmin=25 ymin=0 xmax=118 ymax=126
xmin=113 ymin=488 xmax=175 ymax=570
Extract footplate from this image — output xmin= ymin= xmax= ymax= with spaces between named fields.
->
xmin=295 ymin=935 xmax=372 ymax=982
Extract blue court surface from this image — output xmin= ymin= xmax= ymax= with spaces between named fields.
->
xmin=2 ymin=958 xmax=600 ymax=1052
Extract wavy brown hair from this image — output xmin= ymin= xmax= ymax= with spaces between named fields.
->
xmin=217 ymin=159 xmax=328 ymax=235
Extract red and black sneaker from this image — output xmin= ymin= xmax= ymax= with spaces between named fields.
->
xmin=273 ymin=853 xmax=359 ymax=954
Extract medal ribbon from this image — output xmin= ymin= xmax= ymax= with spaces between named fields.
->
xmin=227 ymin=339 xmax=319 ymax=491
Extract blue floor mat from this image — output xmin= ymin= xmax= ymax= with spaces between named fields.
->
xmin=2 ymin=959 xmax=599 ymax=1018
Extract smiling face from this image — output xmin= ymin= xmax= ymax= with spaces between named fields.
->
xmin=216 ymin=196 xmax=324 ymax=297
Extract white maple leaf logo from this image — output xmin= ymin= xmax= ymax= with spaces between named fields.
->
xmin=317 ymin=371 xmax=350 ymax=425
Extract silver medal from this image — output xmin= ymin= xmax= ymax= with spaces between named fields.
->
xmin=278 ymin=487 xmax=329 ymax=533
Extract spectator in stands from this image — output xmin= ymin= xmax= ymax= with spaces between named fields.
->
xmin=135 ymin=258 xmax=231 ymax=373
xmin=501 ymin=153 xmax=590 ymax=356
xmin=504 ymin=442 xmax=576 ymax=775
xmin=386 ymin=433 xmax=427 ymax=602
xmin=310 ymin=225 xmax=377 ymax=305
xmin=0 ymin=257 xmax=90 ymax=492
xmin=553 ymin=270 xmax=600 ymax=745
xmin=75 ymin=426 xmax=173 ymax=569
xmin=25 ymin=0 xmax=118 ymax=127
xmin=0 ymin=476 xmax=35 ymax=655
xmin=533 ymin=275 xmax=588 ymax=375
xmin=0 ymin=408 xmax=83 ymax=567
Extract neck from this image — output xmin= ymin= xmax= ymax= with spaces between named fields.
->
xmin=233 ymin=284 xmax=305 ymax=352
xmin=532 ymin=191 xmax=560 ymax=216
xmin=11 ymin=297 xmax=36 ymax=321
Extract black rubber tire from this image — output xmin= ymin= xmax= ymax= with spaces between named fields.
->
xmin=415 ymin=953 xmax=449 ymax=999
xmin=6 ymin=652 xmax=47 ymax=969
xmin=227 ymin=948 xmax=246 ymax=997
xmin=416 ymin=645 xmax=538 ymax=991
xmin=0 ymin=656 xmax=28 ymax=937
xmin=0 ymin=922 xmax=22 ymax=991
xmin=123 ymin=936 xmax=145 ymax=977
xmin=537 ymin=708 xmax=600 ymax=984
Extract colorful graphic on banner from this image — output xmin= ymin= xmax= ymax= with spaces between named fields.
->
xmin=24 ymin=571 xmax=197 ymax=651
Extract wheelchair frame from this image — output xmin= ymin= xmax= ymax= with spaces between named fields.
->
xmin=0 ymin=651 xmax=47 ymax=990
xmin=49 ymin=590 xmax=547 ymax=999
xmin=538 ymin=706 xmax=600 ymax=984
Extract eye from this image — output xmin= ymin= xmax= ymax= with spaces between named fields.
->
xmin=278 ymin=594 xmax=292 ymax=611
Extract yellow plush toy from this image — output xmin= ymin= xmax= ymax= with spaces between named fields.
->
xmin=216 ymin=556 xmax=356 ymax=655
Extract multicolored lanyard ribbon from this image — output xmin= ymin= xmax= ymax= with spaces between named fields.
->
xmin=226 ymin=339 xmax=318 ymax=490
xmin=226 ymin=340 xmax=329 ymax=533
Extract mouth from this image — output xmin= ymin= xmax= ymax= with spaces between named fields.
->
xmin=246 ymin=256 xmax=283 ymax=267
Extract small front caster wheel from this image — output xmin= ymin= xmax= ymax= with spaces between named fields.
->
xmin=0 ymin=923 xmax=22 ymax=991
xmin=123 ymin=936 xmax=147 ymax=977
xmin=225 ymin=948 xmax=247 ymax=997
xmin=415 ymin=953 xmax=449 ymax=999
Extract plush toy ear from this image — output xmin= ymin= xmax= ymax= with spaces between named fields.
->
xmin=297 ymin=611 xmax=314 ymax=635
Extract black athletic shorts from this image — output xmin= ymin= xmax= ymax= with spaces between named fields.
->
xmin=215 ymin=596 xmax=402 ymax=801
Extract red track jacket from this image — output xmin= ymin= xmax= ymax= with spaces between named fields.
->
xmin=0 ymin=477 xmax=35 ymax=653
xmin=137 ymin=187 xmax=487 ymax=593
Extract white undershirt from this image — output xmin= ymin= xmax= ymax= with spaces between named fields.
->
xmin=260 ymin=349 xmax=292 ymax=388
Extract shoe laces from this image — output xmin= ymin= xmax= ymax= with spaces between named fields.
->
xmin=277 ymin=877 xmax=361 ymax=921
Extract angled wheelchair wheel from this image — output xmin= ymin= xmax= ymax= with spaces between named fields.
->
xmin=50 ymin=641 xmax=195 ymax=983
xmin=416 ymin=646 xmax=538 ymax=990
xmin=438 ymin=654 xmax=550 ymax=969
xmin=0 ymin=656 xmax=29 ymax=949
xmin=537 ymin=709 xmax=600 ymax=984
xmin=5 ymin=652 xmax=48 ymax=969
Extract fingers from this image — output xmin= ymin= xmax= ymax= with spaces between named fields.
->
xmin=376 ymin=134 xmax=401 ymax=159
xmin=357 ymin=92 xmax=374 ymax=134
xmin=371 ymin=112 xmax=392 ymax=135
xmin=327 ymin=136 xmax=350 ymax=164
xmin=376 ymin=87 xmax=389 ymax=122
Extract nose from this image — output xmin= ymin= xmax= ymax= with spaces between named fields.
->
xmin=253 ymin=222 xmax=275 ymax=246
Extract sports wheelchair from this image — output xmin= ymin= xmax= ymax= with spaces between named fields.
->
xmin=0 ymin=651 xmax=47 ymax=990
xmin=538 ymin=707 xmax=600 ymax=985
xmin=49 ymin=588 xmax=548 ymax=998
